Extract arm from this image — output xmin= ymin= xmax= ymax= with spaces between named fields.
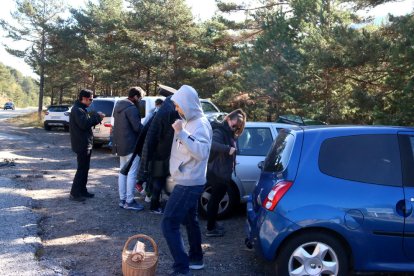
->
xmin=126 ymin=106 xmax=142 ymax=133
xmin=73 ymin=107 xmax=101 ymax=130
xmin=210 ymin=128 xmax=231 ymax=154
xmin=176 ymin=124 xmax=211 ymax=162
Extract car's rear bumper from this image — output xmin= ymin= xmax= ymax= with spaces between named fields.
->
xmin=44 ymin=120 xmax=69 ymax=126
xmin=246 ymin=195 xmax=299 ymax=261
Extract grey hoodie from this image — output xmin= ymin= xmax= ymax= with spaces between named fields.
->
xmin=169 ymin=85 xmax=212 ymax=186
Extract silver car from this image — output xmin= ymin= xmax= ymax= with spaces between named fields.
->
xmin=199 ymin=122 xmax=293 ymax=218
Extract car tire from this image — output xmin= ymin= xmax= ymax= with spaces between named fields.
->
xmin=198 ymin=182 xmax=239 ymax=219
xmin=44 ymin=123 xmax=51 ymax=131
xmin=275 ymin=232 xmax=349 ymax=276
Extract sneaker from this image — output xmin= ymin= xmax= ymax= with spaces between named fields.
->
xmin=215 ymin=222 xmax=224 ymax=231
xmin=119 ymin=200 xmax=126 ymax=208
xmin=189 ymin=260 xmax=204 ymax=270
xmin=124 ymin=200 xmax=144 ymax=211
xmin=150 ymin=208 xmax=163 ymax=215
xmin=81 ymin=191 xmax=95 ymax=198
xmin=69 ymin=195 xmax=86 ymax=202
xmin=144 ymin=195 xmax=151 ymax=203
xmin=205 ymin=228 xmax=225 ymax=237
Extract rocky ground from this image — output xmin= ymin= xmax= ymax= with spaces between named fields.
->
xmin=0 ymin=120 xmax=274 ymax=276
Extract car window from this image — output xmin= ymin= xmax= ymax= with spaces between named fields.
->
xmin=48 ymin=106 xmax=69 ymax=112
xmin=139 ymin=100 xmax=146 ymax=118
xmin=201 ymin=101 xmax=219 ymax=113
xmin=88 ymin=100 xmax=114 ymax=116
xmin=319 ymin=134 xmax=402 ymax=186
xmin=263 ymin=130 xmax=295 ymax=172
xmin=398 ymin=135 xmax=414 ymax=187
xmin=237 ymin=127 xmax=273 ymax=156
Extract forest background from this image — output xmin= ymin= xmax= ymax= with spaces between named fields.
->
xmin=1 ymin=0 xmax=413 ymax=125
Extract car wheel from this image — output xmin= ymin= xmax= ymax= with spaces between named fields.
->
xmin=276 ymin=232 xmax=349 ymax=276
xmin=199 ymin=182 xmax=239 ymax=219
xmin=44 ymin=123 xmax=51 ymax=131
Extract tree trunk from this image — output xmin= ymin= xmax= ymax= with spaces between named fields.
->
xmin=38 ymin=32 xmax=46 ymax=120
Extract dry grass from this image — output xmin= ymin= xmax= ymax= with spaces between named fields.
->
xmin=6 ymin=111 xmax=45 ymax=128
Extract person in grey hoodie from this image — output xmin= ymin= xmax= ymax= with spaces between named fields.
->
xmin=112 ymin=87 xmax=144 ymax=211
xmin=161 ymin=85 xmax=212 ymax=276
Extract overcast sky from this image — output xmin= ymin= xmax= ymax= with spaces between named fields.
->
xmin=0 ymin=0 xmax=413 ymax=79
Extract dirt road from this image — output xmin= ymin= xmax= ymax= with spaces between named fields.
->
xmin=0 ymin=120 xmax=273 ymax=276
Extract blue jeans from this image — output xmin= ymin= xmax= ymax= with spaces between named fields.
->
xmin=162 ymin=184 xmax=204 ymax=274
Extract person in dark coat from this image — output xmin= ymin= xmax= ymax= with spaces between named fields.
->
xmin=137 ymin=95 xmax=179 ymax=214
xmin=205 ymin=109 xmax=246 ymax=237
xmin=69 ymin=89 xmax=104 ymax=202
xmin=112 ymin=87 xmax=145 ymax=211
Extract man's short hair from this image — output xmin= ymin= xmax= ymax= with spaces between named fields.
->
xmin=128 ymin=87 xmax=145 ymax=98
xmin=155 ymin=98 xmax=164 ymax=106
xmin=78 ymin=89 xmax=93 ymax=101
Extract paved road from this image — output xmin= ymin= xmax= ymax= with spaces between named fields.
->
xmin=0 ymin=107 xmax=37 ymax=121
xmin=0 ymin=110 xmax=67 ymax=275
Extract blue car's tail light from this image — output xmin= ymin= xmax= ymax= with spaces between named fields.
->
xmin=262 ymin=180 xmax=293 ymax=211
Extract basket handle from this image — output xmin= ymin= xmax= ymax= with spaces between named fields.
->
xmin=122 ymin=234 xmax=158 ymax=256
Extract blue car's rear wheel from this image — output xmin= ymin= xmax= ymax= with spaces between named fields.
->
xmin=276 ymin=232 xmax=349 ymax=276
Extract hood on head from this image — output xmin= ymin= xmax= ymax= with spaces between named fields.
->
xmin=171 ymin=85 xmax=203 ymax=121
xmin=114 ymin=98 xmax=135 ymax=114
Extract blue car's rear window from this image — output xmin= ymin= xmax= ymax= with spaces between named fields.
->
xmin=319 ymin=134 xmax=402 ymax=187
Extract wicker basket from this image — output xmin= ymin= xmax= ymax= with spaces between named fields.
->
xmin=122 ymin=234 xmax=158 ymax=276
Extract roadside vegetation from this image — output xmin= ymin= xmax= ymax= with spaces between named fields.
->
xmin=6 ymin=111 xmax=44 ymax=128
xmin=1 ymin=0 xmax=414 ymax=125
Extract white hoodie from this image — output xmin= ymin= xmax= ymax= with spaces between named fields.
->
xmin=169 ymin=85 xmax=213 ymax=186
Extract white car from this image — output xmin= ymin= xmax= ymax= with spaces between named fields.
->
xmin=199 ymin=122 xmax=293 ymax=218
xmin=43 ymin=105 xmax=71 ymax=131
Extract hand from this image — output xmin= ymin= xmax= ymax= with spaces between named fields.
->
xmin=97 ymin=111 xmax=105 ymax=119
xmin=172 ymin=119 xmax=183 ymax=132
xmin=229 ymin=147 xmax=236 ymax=155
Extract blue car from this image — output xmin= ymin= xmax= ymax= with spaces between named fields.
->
xmin=246 ymin=125 xmax=414 ymax=275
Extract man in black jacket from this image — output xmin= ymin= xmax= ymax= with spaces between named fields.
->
xmin=137 ymin=95 xmax=179 ymax=213
xmin=69 ymin=89 xmax=104 ymax=202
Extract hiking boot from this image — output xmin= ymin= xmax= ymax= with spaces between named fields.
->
xmin=119 ymin=200 xmax=126 ymax=208
xmin=205 ymin=228 xmax=225 ymax=237
xmin=189 ymin=260 xmax=204 ymax=270
xmin=69 ymin=195 xmax=86 ymax=202
xmin=150 ymin=208 xmax=164 ymax=215
xmin=124 ymin=200 xmax=144 ymax=211
xmin=144 ymin=195 xmax=151 ymax=203
xmin=82 ymin=191 xmax=95 ymax=198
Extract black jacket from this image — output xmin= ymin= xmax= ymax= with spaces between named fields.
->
xmin=112 ymin=99 xmax=142 ymax=156
xmin=69 ymin=100 xmax=102 ymax=153
xmin=208 ymin=121 xmax=236 ymax=181
xmin=137 ymin=96 xmax=179 ymax=180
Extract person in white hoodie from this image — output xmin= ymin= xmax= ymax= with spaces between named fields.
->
xmin=161 ymin=85 xmax=212 ymax=276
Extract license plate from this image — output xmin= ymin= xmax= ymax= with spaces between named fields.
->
xmin=93 ymin=127 xmax=100 ymax=133
xmin=51 ymin=116 xmax=61 ymax=119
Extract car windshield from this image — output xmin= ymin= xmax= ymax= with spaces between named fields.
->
xmin=88 ymin=100 xmax=114 ymax=116
xmin=48 ymin=106 xmax=69 ymax=112
xmin=201 ymin=101 xmax=219 ymax=113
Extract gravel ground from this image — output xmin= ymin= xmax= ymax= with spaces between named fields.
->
xmin=0 ymin=121 xmax=274 ymax=276
xmin=1 ymin=120 xmax=410 ymax=276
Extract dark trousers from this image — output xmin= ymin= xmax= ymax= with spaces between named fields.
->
xmin=71 ymin=150 xmax=92 ymax=197
xmin=206 ymin=173 xmax=228 ymax=230
xmin=162 ymin=185 xmax=204 ymax=274
xmin=150 ymin=176 xmax=166 ymax=210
